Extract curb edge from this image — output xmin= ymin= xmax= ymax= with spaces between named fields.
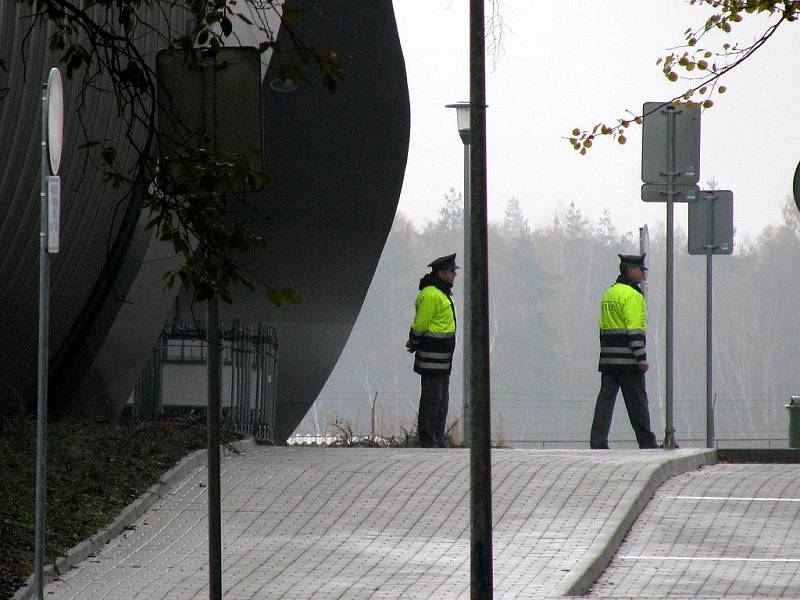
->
xmin=555 ymin=449 xmax=718 ymax=597
xmin=13 ymin=437 xmax=257 ymax=600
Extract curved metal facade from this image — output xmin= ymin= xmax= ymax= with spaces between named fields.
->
xmin=234 ymin=1 xmax=409 ymax=441
xmin=0 ymin=0 xmax=170 ymax=413
xmin=0 ymin=0 xmax=409 ymax=442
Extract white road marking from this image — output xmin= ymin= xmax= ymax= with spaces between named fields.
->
xmin=619 ymin=556 xmax=800 ymax=562
xmin=665 ymin=496 xmax=800 ymax=502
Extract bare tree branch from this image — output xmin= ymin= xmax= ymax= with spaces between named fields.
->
xmin=568 ymin=0 xmax=799 ymax=154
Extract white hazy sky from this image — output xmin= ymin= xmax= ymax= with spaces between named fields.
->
xmin=392 ymin=1 xmax=800 ymax=242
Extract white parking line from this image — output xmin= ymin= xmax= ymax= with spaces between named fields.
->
xmin=665 ymin=496 xmax=800 ymax=502
xmin=620 ymin=556 xmax=800 ymax=562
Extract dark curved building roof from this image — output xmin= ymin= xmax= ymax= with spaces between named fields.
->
xmin=0 ymin=0 xmax=409 ymax=442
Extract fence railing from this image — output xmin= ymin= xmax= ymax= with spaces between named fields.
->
xmin=129 ymin=319 xmax=278 ymax=444
xmin=293 ymin=391 xmax=793 ymax=449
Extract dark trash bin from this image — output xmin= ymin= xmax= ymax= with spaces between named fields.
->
xmin=786 ymin=396 xmax=800 ymax=448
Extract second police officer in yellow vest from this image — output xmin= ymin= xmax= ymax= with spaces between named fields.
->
xmin=590 ymin=253 xmax=659 ymax=449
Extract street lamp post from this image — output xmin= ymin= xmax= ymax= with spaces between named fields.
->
xmin=446 ymin=101 xmax=471 ymax=446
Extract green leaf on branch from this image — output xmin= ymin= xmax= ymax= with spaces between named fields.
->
xmin=267 ymin=287 xmax=301 ymax=307
xmin=101 ymin=145 xmax=117 ymax=166
xmin=220 ymin=16 xmax=232 ymax=36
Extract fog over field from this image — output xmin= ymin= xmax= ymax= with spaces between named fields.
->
xmin=299 ymin=195 xmax=800 ymax=448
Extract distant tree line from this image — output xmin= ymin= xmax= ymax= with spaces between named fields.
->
xmin=299 ymin=190 xmax=800 ymax=448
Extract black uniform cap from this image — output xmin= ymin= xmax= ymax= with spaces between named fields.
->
xmin=618 ymin=253 xmax=647 ymax=272
xmin=428 ymin=253 xmax=459 ymax=271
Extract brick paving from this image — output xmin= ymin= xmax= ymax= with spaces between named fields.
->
xmin=40 ymin=447 xmax=712 ymax=599
xmin=588 ymin=463 xmax=800 ymax=599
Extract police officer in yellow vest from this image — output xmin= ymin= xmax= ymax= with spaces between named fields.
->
xmin=405 ymin=253 xmax=458 ymax=448
xmin=590 ymin=253 xmax=658 ymax=449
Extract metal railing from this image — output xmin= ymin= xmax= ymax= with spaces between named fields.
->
xmin=131 ymin=319 xmax=278 ymax=444
xmin=292 ymin=390 xmax=792 ymax=450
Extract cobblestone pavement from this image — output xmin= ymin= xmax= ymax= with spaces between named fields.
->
xmin=588 ymin=463 xmax=800 ymax=599
xmin=41 ymin=447 xmax=711 ymax=600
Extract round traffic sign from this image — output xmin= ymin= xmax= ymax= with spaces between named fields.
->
xmin=794 ymin=160 xmax=800 ymax=216
xmin=46 ymin=68 xmax=64 ymax=175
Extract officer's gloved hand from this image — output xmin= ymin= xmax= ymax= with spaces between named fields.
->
xmin=405 ymin=339 xmax=417 ymax=353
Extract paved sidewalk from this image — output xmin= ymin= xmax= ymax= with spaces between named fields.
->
xmin=588 ymin=463 xmax=800 ymax=599
xmin=38 ymin=447 xmax=712 ymax=599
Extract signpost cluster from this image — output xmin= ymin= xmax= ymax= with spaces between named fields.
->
xmin=156 ymin=47 xmax=263 ymax=600
xmin=688 ymin=190 xmax=733 ymax=447
xmin=35 ymin=67 xmax=64 ymax=600
xmin=641 ymin=101 xmax=733 ymax=449
xmin=641 ymin=101 xmax=699 ymax=449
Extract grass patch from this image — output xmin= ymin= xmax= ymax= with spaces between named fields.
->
xmin=0 ymin=417 xmax=244 ymax=599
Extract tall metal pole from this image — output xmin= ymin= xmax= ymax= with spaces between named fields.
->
xmin=469 ymin=0 xmax=492 ymax=597
xmin=206 ymin=295 xmax=222 ymax=600
xmin=202 ymin=54 xmax=223 ymax=600
xmin=34 ymin=76 xmax=50 ymax=600
xmin=446 ymin=102 xmax=472 ymax=446
xmin=462 ymin=136 xmax=472 ymax=446
xmin=705 ymin=192 xmax=715 ymax=448
xmin=663 ymin=106 xmax=677 ymax=449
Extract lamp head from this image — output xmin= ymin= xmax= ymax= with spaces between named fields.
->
xmin=446 ymin=102 xmax=471 ymax=143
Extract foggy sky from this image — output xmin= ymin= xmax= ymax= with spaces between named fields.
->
xmin=393 ymin=1 xmax=800 ymax=241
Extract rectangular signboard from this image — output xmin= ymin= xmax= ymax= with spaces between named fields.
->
xmin=641 ymin=101 xmax=701 ymax=185
xmin=688 ymin=190 xmax=733 ymax=255
xmin=156 ymin=47 xmax=264 ymax=194
xmin=641 ymin=183 xmax=699 ymax=203
xmin=47 ymin=175 xmax=60 ymax=254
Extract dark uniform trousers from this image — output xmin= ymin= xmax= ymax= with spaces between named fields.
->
xmin=590 ymin=370 xmax=658 ymax=449
xmin=418 ymin=374 xmax=450 ymax=447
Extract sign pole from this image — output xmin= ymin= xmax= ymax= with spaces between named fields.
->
xmin=34 ymin=74 xmax=50 ymax=600
xmin=642 ymin=100 xmax=701 ymax=449
xmin=689 ymin=190 xmax=733 ymax=446
xmin=201 ymin=53 xmax=223 ymax=600
xmin=663 ymin=106 xmax=677 ymax=449
xmin=156 ymin=47 xmax=264 ymax=598
xmin=34 ymin=67 xmax=63 ymax=599
xmin=705 ymin=192 xmax=715 ymax=448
